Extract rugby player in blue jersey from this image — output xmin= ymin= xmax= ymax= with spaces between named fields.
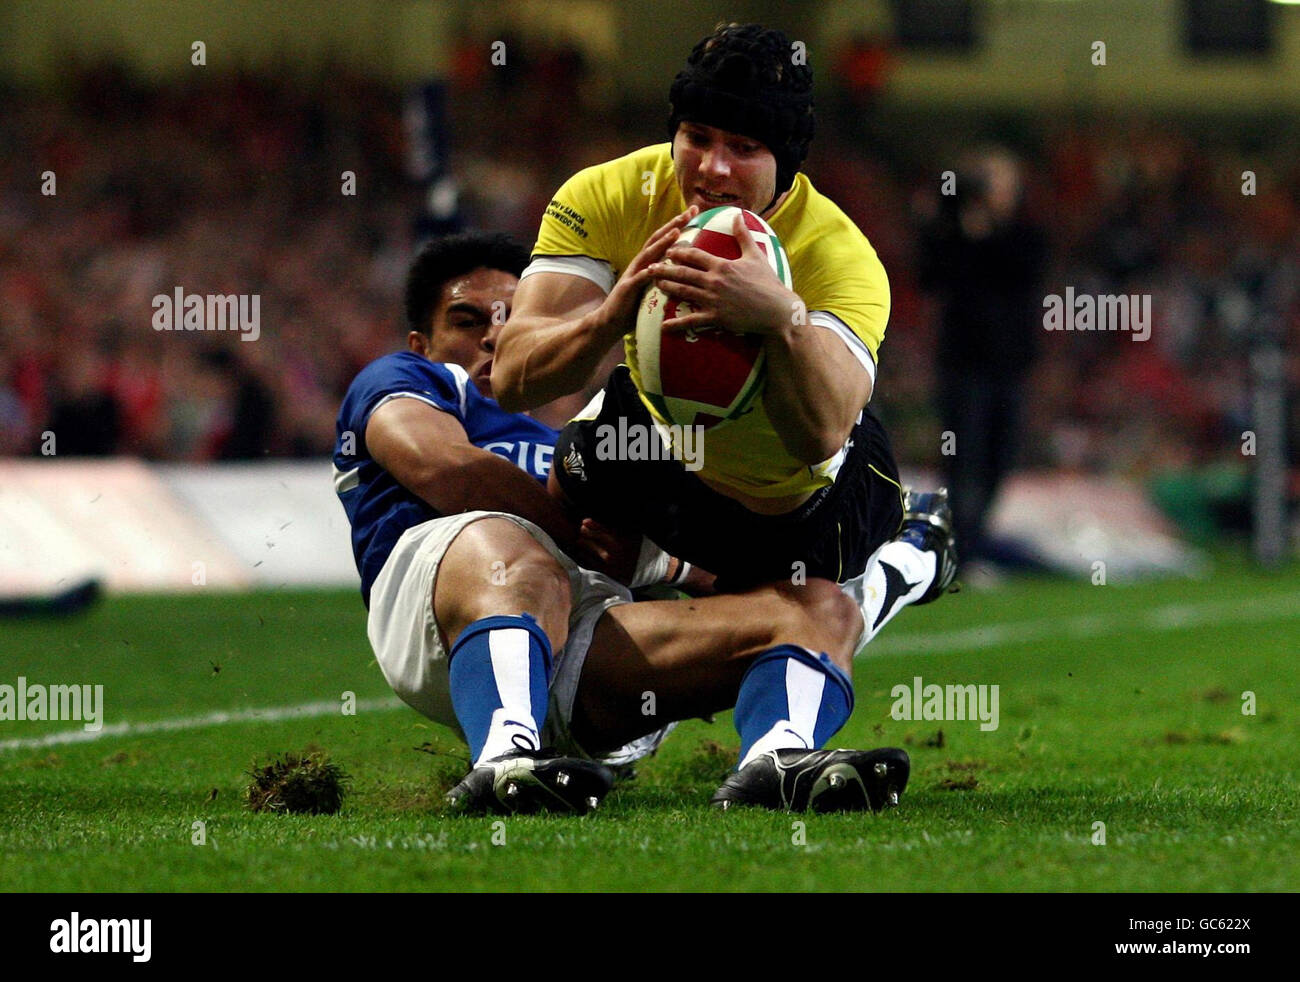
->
xmin=333 ymin=233 xmax=910 ymax=815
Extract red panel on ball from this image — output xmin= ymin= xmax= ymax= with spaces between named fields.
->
xmin=659 ymin=327 xmax=763 ymax=406
xmin=691 ymin=228 xmax=742 ymax=260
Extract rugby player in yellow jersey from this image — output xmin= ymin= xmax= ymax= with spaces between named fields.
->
xmin=493 ymin=23 xmax=957 ymax=808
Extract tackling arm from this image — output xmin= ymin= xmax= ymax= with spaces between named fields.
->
xmin=366 ymin=396 xmax=579 ymax=555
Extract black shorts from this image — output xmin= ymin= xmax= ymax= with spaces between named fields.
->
xmin=553 ymin=366 xmax=904 ymax=592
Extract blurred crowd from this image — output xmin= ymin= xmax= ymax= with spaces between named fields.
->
xmin=1 ymin=51 xmax=1296 ymax=526
xmin=0 ymin=63 xmax=416 ymax=459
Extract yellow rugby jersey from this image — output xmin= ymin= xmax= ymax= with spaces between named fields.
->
xmin=531 ymin=143 xmax=889 ymax=499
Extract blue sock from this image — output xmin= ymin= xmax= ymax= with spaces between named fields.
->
xmin=734 ymin=644 xmax=854 ymax=768
xmin=448 ymin=614 xmax=552 ymax=766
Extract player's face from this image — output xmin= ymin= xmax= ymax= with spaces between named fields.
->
xmin=672 ymin=121 xmax=779 ymax=216
xmin=414 ymin=267 xmax=518 ymax=398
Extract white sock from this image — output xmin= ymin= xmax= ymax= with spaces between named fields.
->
xmin=473 ymin=629 xmax=542 ymax=766
xmin=854 ymin=541 xmax=936 ymax=651
xmin=738 ymin=658 xmax=825 ymax=769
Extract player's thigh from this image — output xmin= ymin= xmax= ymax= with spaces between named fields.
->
xmin=432 ymin=516 xmax=573 ymax=650
xmin=579 ymin=579 xmax=859 ymax=718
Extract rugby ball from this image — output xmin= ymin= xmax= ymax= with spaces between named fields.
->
xmin=633 ymin=206 xmax=792 ymax=430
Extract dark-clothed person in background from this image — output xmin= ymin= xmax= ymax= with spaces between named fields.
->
xmin=918 ymin=147 xmax=1047 ymax=567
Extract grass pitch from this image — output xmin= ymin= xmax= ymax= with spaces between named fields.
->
xmin=2 ymin=553 xmax=1297 ymax=892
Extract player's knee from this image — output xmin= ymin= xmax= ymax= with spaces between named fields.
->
xmin=780 ymin=577 xmax=861 ymax=658
xmin=810 ymin=578 xmax=862 ymax=641
xmin=502 ymin=550 xmax=572 ymax=644
xmin=437 ymin=519 xmax=572 ymax=647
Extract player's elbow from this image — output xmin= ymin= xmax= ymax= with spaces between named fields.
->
xmin=489 ymin=335 xmax=529 ymax=411
xmin=804 ymin=388 xmax=869 ymax=462
xmin=489 ymin=361 xmax=526 ymax=412
xmin=493 ymin=323 xmax=556 ymax=412
xmin=807 ymin=435 xmax=849 ymax=466
xmin=771 ymin=380 xmax=867 ymax=465
xmin=783 ymin=423 xmax=852 ymax=466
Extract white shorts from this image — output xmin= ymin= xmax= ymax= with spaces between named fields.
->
xmin=366 ymin=510 xmax=674 ymax=766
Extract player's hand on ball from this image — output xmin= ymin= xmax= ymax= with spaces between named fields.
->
xmin=596 ymin=206 xmax=699 ymax=341
xmin=653 ymin=212 xmax=799 ymax=337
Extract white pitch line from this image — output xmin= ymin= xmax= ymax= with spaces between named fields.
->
xmin=0 ymin=696 xmax=405 ymax=754
xmin=864 ymin=591 xmax=1300 ymax=657
xmin=5 ymin=593 xmax=1295 ymax=750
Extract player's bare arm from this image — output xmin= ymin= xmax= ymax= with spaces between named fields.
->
xmin=654 ymin=212 xmax=872 ymax=463
xmin=761 ymin=316 xmax=873 ymax=464
xmin=491 ymin=208 xmax=698 ymax=411
xmin=366 ymin=395 xmax=578 ymax=555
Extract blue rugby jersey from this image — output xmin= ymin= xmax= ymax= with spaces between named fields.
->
xmin=333 ymin=351 xmax=558 ymax=603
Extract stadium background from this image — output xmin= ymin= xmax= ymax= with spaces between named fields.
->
xmin=0 ymin=0 xmax=1298 ymax=901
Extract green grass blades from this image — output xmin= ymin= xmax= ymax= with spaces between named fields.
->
xmin=1 ymin=555 xmax=1298 ymax=892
